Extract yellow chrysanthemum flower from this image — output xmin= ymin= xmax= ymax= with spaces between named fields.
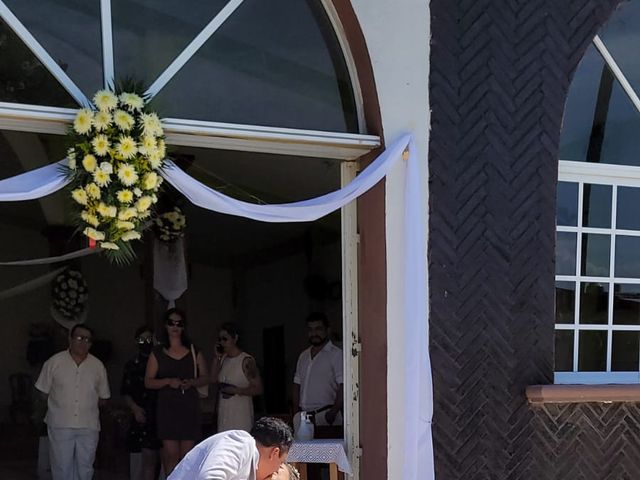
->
xmin=73 ymin=109 xmax=93 ymax=135
xmin=141 ymin=113 xmax=163 ymax=137
xmin=100 ymin=242 xmax=119 ymax=250
xmin=82 ymin=154 xmax=97 ymax=172
xmin=93 ymin=111 xmax=111 ymax=131
xmin=118 ymin=207 xmax=138 ymax=221
xmin=116 ymin=190 xmax=134 ymax=203
xmin=93 ymin=90 xmax=118 ymax=111
xmin=97 ymin=202 xmax=117 ymax=218
xmin=83 ymin=227 xmax=105 ymax=241
xmin=81 ymin=211 xmax=100 ymax=228
xmin=149 ymin=156 xmax=162 ymax=170
xmin=121 ymin=231 xmax=141 ymax=242
xmin=119 ymin=92 xmax=144 ymax=111
xmin=85 ymin=183 xmax=101 ymax=200
xmin=71 ymin=188 xmax=88 ymax=205
xmin=92 ymin=135 xmax=110 ymax=156
xmin=157 ymin=139 xmax=166 ymax=158
xmin=142 ymin=172 xmax=158 ymax=190
xmin=136 ymin=196 xmax=152 ymax=212
xmin=93 ymin=169 xmax=111 ymax=187
xmin=116 ymin=136 xmax=138 ymax=160
xmin=114 ymin=110 xmax=135 ymax=131
xmin=117 ymin=163 xmax=138 ymax=186
xmin=117 ymin=220 xmax=135 ymax=230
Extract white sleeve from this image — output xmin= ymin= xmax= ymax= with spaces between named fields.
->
xmin=199 ymin=438 xmax=248 ymax=479
xmin=333 ymin=349 xmax=344 ymax=384
xmin=98 ymin=363 xmax=111 ymax=399
xmin=293 ymin=353 xmax=303 ymax=385
xmin=34 ymin=359 xmax=52 ymax=394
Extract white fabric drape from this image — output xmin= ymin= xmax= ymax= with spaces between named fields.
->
xmin=0 ymin=160 xmax=69 ymax=201
xmin=0 ymin=267 xmax=66 ymax=301
xmin=153 ymin=238 xmax=188 ymax=307
xmin=0 ymin=247 xmax=99 ymax=266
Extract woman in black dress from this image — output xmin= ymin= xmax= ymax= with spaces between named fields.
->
xmin=144 ymin=309 xmax=209 ymax=475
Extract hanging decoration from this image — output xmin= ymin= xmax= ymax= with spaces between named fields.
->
xmin=51 ymin=269 xmax=88 ymax=324
xmin=64 ymin=88 xmax=166 ymax=263
xmin=154 ymin=206 xmax=186 ymax=242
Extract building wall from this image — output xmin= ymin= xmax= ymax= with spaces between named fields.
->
xmin=428 ymin=0 xmax=626 ymax=478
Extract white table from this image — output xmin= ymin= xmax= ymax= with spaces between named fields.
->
xmin=287 ymin=439 xmax=352 ymax=480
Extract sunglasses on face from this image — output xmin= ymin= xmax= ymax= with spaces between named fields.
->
xmin=73 ymin=335 xmax=92 ymax=344
xmin=167 ymin=320 xmax=184 ymax=327
xmin=137 ymin=337 xmax=153 ymax=344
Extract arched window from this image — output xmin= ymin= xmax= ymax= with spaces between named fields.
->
xmin=556 ymin=0 xmax=640 ymax=383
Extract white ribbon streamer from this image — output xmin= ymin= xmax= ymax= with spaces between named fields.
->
xmin=0 ymin=159 xmax=69 ymax=201
xmin=0 ymin=267 xmax=66 ymax=301
xmin=0 ymin=247 xmax=99 ymax=266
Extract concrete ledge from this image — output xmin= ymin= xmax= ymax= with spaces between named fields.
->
xmin=526 ymin=384 xmax=640 ymax=404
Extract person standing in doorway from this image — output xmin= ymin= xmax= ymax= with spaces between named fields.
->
xmin=292 ymin=312 xmax=343 ymax=429
xmin=35 ymin=323 xmax=111 ymax=480
xmin=122 ymin=325 xmax=161 ymax=480
xmin=211 ymin=323 xmax=263 ymax=433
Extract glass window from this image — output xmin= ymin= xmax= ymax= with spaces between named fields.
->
xmin=613 ymin=284 xmax=640 ymax=325
xmin=3 ymin=0 xmax=103 ymax=96
xmin=617 ymin=186 xmax=640 ymax=230
xmin=580 ymin=233 xmax=610 ymax=277
xmin=582 ymin=184 xmax=611 ymax=228
xmin=0 ymin=19 xmax=76 ymax=107
xmin=557 ymin=181 xmax=579 ymax=226
xmin=554 ymin=330 xmax=574 ymax=372
xmin=556 ymin=232 xmax=577 ymax=276
xmin=555 ymin=282 xmax=575 ymax=324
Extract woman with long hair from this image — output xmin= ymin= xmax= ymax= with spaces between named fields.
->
xmin=144 ymin=308 xmax=209 ymax=475
xmin=210 ymin=322 xmax=263 ymax=433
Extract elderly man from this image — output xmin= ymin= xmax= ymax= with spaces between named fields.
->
xmin=168 ymin=417 xmax=293 ymax=480
xmin=292 ymin=312 xmax=343 ymax=428
xmin=35 ymin=324 xmax=110 ymax=480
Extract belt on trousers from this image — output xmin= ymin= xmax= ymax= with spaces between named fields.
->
xmin=305 ymin=405 xmax=333 ymax=419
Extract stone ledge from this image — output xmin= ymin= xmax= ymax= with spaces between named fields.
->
xmin=526 ymin=384 xmax=640 ymax=404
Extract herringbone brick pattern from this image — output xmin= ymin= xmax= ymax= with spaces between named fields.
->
xmin=428 ymin=1 xmax=627 ymax=478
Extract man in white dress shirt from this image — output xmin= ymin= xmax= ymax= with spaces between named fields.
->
xmin=292 ymin=312 xmax=343 ymax=428
xmin=168 ymin=416 xmax=293 ymax=480
xmin=35 ymin=324 xmax=111 ymax=480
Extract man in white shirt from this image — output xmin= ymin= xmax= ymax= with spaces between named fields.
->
xmin=292 ymin=313 xmax=343 ymax=427
xmin=168 ymin=416 xmax=293 ymax=480
xmin=35 ymin=324 xmax=111 ymax=480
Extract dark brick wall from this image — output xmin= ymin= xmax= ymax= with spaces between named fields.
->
xmin=428 ymin=1 xmax=627 ymax=478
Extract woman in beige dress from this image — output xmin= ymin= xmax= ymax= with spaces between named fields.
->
xmin=210 ymin=323 xmax=263 ymax=432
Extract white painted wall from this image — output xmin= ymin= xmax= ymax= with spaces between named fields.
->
xmin=348 ymin=1 xmax=431 ymax=478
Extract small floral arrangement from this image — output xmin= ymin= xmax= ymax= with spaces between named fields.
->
xmin=155 ymin=206 xmax=186 ymax=242
xmin=52 ymin=270 xmax=88 ymax=321
xmin=65 ymin=87 xmax=166 ymax=263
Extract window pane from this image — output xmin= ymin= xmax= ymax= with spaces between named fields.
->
xmin=582 ymin=184 xmax=611 ymax=228
xmin=611 ymin=331 xmax=640 ymax=371
xmin=0 ymin=19 xmax=76 ymax=107
xmin=555 ymin=282 xmax=575 ymax=324
xmin=112 ymin=0 xmax=228 ymax=87
xmin=616 ymin=186 xmax=640 ymax=231
xmin=554 ymin=330 xmax=574 ymax=372
xmin=153 ymin=0 xmax=358 ymax=132
xmin=579 ymin=282 xmax=609 ymax=325
xmin=615 ymin=236 xmax=640 ymax=278
xmin=4 ymin=0 xmax=102 ymax=96
xmin=557 ymin=181 xmax=578 ymax=226
xmin=580 ymin=233 xmax=610 ymax=277
xmin=613 ymin=284 xmax=640 ymax=325
xmin=578 ymin=330 xmax=607 ymax=371
xmin=556 ymin=232 xmax=577 ymax=276
xmin=559 ymin=44 xmax=602 ymax=162
xmin=600 ymin=79 xmax=640 ymax=167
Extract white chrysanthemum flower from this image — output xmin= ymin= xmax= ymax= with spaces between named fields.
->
xmin=117 ymin=190 xmax=134 ymax=203
xmin=116 ymin=136 xmax=137 ymax=160
xmin=68 ymin=157 xmax=77 ymax=170
xmin=92 ymin=135 xmax=110 ymax=156
xmin=82 ymin=154 xmax=97 ymax=172
xmin=117 ymin=220 xmax=135 ymax=230
xmin=93 ymin=90 xmax=118 ymax=111
xmin=85 ymin=183 xmax=101 ymax=199
xmin=83 ymin=227 xmax=105 ymax=241
xmin=142 ymin=172 xmax=158 ymax=190
xmin=97 ymin=202 xmax=117 ymax=218
xmin=93 ymin=111 xmax=111 ymax=131
xmin=157 ymin=139 xmax=166 ymax=158
xmin=138 ymin=210 xmax=151 ymax=219
xmin=119 ymin=92 xmax=144 ymax=111
xmin=118 ymin=207 xmax=138 ymax=221
xmin=149 ymin=156 xmax=162 ymax=170
xmin=71 ymin=189 xmax=88 ymax=205
xmin=99 ymin=161 xmax=113 ymax=174
xmin=133 ymin=188 xmax=143 ymax=197
xmin=93 ymin=169 xmax=111 ymax=187
xmin=114 ymin=110 xmax=135 ymax=131
xmin=81 ymin=211 xmax=100 ymax=227
xmin=121 ymin=231 xmax=141 ymax=242
xmin=117 ymin=163 xmax=138 ymax=186
xmin=67 ymin=148 xmax=76 ymax=160
xmin=73 ymin=109 xmax=93 ymax=134
xmin=138 ymin=135 xmax=156 ymax=156
xmin=151 ymin=194 xmax=158 ymax=204
xmin=136 ymin=196 xmax=152 ymax=212
xmin=141 ymin=113 xmax=163 ymax=137
xmin=100 ymin=242 xmax=119 ymax=250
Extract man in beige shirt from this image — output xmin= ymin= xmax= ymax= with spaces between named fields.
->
xmin=35 ymin=324 xmax=110 ymax=480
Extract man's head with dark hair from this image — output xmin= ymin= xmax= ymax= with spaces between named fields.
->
xmin=68 ymin=324 xmax=93 ymax=358
xmin=305 ymin=312 xmax=329 ymax=347
xmin=251 ymin=417 xmax=293 ymax=480
xmin=70 ymin=323 xmax=94 ymax=338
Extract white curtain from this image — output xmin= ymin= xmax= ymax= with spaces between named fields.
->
xmin=0 ymin=133 xmax=434 ymax=480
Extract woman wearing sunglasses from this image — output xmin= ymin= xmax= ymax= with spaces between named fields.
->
xmin=144 ymin=308 xmax=209 ymax=475
xmin=210 ymin=322 xmax=263 ymax=433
